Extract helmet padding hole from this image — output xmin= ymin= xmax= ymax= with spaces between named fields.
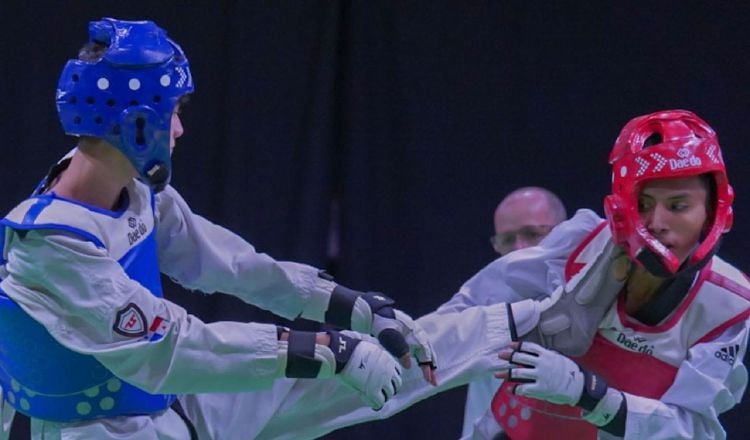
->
xmin=135 ymin=117 xmax=146 ymax=146
xmin=643 ymin=133 xmax=663 ymax=148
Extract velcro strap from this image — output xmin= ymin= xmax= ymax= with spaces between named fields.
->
xmin=286 ymin=331 xmax=322 ymax=378
xmin=577 ymin=370 xmax=608 ymax=411
xmin=362 ymin=292 xmax=396 ymax=318
xmin=583 ymin=388 xmax=625 ymax=429
xmin=325 ymin=285 xmax=360 ymax=328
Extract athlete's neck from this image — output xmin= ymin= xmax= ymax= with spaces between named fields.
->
xmin=50 ymin=139 xmax=137 ymax=210
xmin=624 ymin=265 xmax=665 ymax=314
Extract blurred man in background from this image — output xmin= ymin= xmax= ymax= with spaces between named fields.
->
xmin=490 ymin=187 xmax=567 ymax=256
xmin=456 ymin=186 xmax=567 ymax=438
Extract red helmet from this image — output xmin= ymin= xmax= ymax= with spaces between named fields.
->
xmin=604 ymin=110 xmax=733 ymax=275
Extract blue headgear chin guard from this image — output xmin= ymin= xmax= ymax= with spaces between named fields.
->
xmin=56 ymin=18 xmax=194 ymax=191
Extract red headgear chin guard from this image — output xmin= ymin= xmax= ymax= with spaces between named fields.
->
xmin=603 ymin=110 xmax=734 ymax=276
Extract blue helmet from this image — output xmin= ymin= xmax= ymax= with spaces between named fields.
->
xmin=56 ymin=18 xmax=194 ymax=191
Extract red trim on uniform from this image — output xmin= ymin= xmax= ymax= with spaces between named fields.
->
xmin=617 ymin=260 xmax=713 ymax=333
xmin=707 ymin=271 xmax=750 ymax=301
xmin=689 ymin=271 xmax=750 ymax=344
xmin=696 ymin=309 xmax=750 ymax=345
xmin=564 ymin=221 xmax=608 ymax=281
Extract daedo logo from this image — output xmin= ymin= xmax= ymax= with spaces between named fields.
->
xmin=127 ymin=216 xmax=148 ymax=245
xmin=616 ymin=333 xmax=654 ymax=355
xmin=669 ymin=148 xmax=702 ymax=170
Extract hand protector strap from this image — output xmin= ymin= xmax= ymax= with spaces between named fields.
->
xmin=277 ymin=330 xmax=337 ymax=379
xmin=325 ymin=286 xmax=414 ymax=361
xmin=325 ymin=285 xmax=366 ymax=329
xmin=577 ymin=369 xmax=608 ymax=411
xmin=582 ymin=387 xmax=625 ymax=428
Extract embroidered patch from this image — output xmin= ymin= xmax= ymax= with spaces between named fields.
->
xmin=113 ymin=303 xmax=148 ymax=337
xmin=146 ymin=315 xmax=171 ymax=342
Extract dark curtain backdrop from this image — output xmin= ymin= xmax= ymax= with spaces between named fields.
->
xmin=2 ymin=1 xmax=749 ymax=438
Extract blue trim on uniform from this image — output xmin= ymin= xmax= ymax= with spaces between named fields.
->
xmin=0 ymin=219 xmax=105 ymax=249
xmin=45 ymin=190 xmax=130 ymax=218
xmin=118 ymin=230 xmax=163 ymax=297
xmin=21 ymin=198 xmax=53 ymax=225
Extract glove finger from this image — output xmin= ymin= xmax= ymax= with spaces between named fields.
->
xmin=507 ymin=366 xmax=537 ymax=383
xmin=361 ymin=389 xmax=383 ymax=411
xmin=516 ymin=341 xmax=546 ymax=356
xmin=392 ymin=366 xmax=404 ymax=390
xmin=378 ymin=328 xmax=410 ymax=359
xmin=509 ymin=350 xmax=541 ymax=368
xmin=409 ymin=332 xmax=437 ymax=367
xmin=416 ymin=351 xmax=437 ymax=368
xmin=403 ymin=319 xmax=437 ymax=367
xmin=383 ymin=382 xmax=396 ymax=401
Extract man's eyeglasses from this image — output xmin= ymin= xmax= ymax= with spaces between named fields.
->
xmin=490 ymin=225 xmax=555 ymax=255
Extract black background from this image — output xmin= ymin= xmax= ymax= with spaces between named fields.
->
xmin=1 ymin=1 xmax=749 ymax=438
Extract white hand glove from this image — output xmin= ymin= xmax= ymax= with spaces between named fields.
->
xmin=370 ymin=307 xmax=437 ymax=370
xmin=500 ymin=342 xmax=625 ymax=431
xmin=350 ymin=292 xmax=437 ymax=373
xmin=504 ymin=342 xmax=584 ymax=406
xmin=324 ymin=284 xmax=437 ymax=382
xmin=337 ymin=339 xmax=404 ymax=410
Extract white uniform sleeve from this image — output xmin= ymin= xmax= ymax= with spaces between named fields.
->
xmin=435 ymin=209 xmax=603 ymax=437
xmin=0 ymin=229 xmax=285 ymax=395
xmin=180 ymin=302 xmax=515 ymax=440
xmin=154 ymin=185 xmax=334 ymax=320
xmin=621 ymin=320 xmax=749 ymax=439
xmin=437 ymin=209 xmax=603 ymax=314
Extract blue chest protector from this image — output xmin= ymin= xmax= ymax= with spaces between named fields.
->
xmin=0 ymin=192 xmax=176 ymax=423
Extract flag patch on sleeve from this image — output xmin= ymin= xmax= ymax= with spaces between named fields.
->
xmin=145 ymin=315 xmax=171 ymax=342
